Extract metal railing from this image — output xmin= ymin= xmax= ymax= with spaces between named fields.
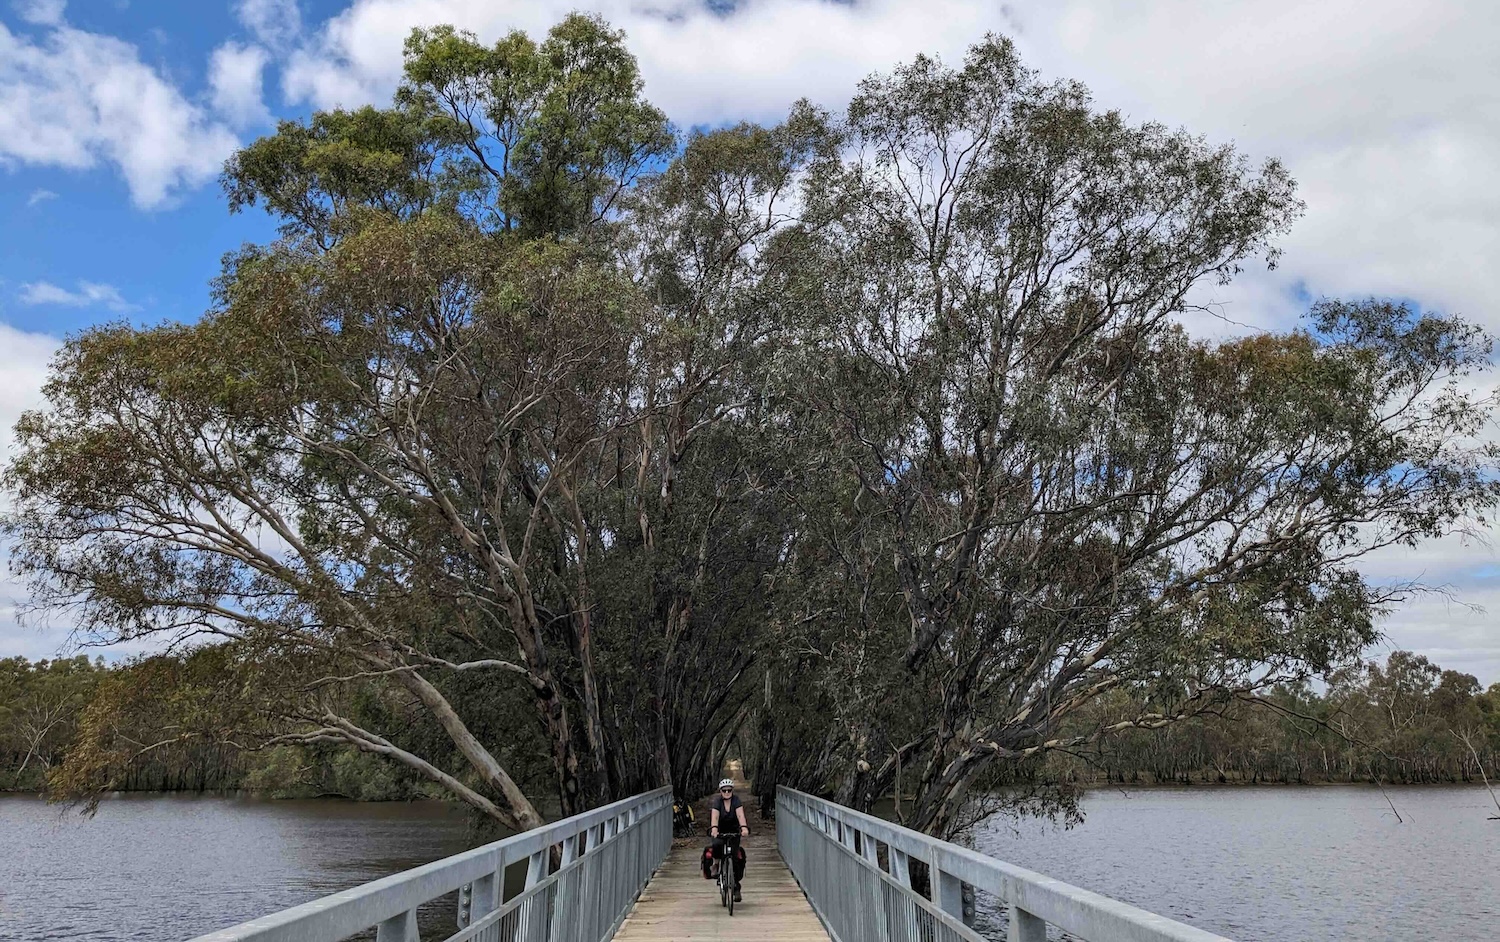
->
xmin=778 ymin=787 xmax=1233 ymax=942
xmin=188 ymin=787 xmax=671 ymax=942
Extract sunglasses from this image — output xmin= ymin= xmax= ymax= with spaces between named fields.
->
xmin=720 ymin=787 xmax=734 ymax=793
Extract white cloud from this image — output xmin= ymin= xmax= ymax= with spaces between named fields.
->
xmin=0 ymin=20 xmax=239 ymax=208
xmin=12 ymin=0 xmax=66 ymax=26
xmin=0 ymin=322 xmax=57 ymax=464
xmin=25 ymin=188 xmax=56 ymax=206
xmin=1375 ymin=589 xmax=1500 ymax=688
xmin=1357 ymin=534 xmax=1500 ymax=686
xmin=1005 ymin=1 xmax=1500 ymax=334
xmin=209 ymin=41 xmax=273 ymax=128
xmin=236 ymin=0 xmax=302 ymax=50
xmin=19 ymin=280 xmax=138 ymax=312
xmin=281 ymin=1 xmax=1003 ymax=116
xmin=0 ymin=322 xmax=61 ymax=660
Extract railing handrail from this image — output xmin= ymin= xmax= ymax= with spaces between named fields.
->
xmin=189 ymin=786 xmax=672 ymax=942
xmin=778 ymin=786 xmax=1233 ymax=942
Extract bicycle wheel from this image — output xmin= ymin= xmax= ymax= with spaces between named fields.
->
xmin=719 ymin=861 xmax=728 ymax=908
xmin=726 ymin=852 xmax=738 ymax=918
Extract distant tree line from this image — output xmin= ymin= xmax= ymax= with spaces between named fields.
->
xmin=1 ymin=651 xmax=490 ymax=802
xmin=4 ymin=14 xmax=1496 ymax=838
xmin=0 ymin=656 xmax=101 ymax=791
xmin=4 ymin=649 xmax=1496 ymax=805
xmin=1051 ymin=651 xmax=1500 ymax=786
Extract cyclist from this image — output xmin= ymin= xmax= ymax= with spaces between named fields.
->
xmin=700 ymin=777 xmax=748 ymax=901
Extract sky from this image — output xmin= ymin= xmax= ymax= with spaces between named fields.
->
xmin=1 ymin=0 xmax=1497 ymax=682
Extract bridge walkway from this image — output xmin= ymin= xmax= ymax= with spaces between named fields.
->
xmin=612 ymin=771 xmax=828 ymax=942
xmin=187 ymin=769 xmax=1233 ymax=942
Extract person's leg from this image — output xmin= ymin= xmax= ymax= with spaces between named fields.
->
xmin=733 ymin=845 xmax=746 ymax=901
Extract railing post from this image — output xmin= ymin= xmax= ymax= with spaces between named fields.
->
xmin=456 ymin=845 xmax=504 ymax=930
xmin=933 ymin=855 xmax=964 ymax=919
xmin=548 ymin=832 xmax=582 ymax=939
xmin=860 ymin=832 xmax=891 ymax=940
xmin=889 ymin=847 xmax=911 ymax=885
xmin=749 ymin=787 xmax=1237 ymax=942
xmin=374 ymin=910 xmax=417 ymax=942
xmin=1013 ymin=906 xmax=1047 ymax=942
xmin=473 ymin=848 xmax=505 ymax=921
xmin=526 ymin=848 xmax=547 ymax=887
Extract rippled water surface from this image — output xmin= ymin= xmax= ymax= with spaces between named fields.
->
xmin=4 ymin=787 xmax=1496 ymax=941
xmin=0 ymin=793 xmax=477 ymax=941
xmin=973 ymin=785 xmax=1499 ymax=941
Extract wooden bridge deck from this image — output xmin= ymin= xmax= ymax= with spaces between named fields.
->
xmin=612 ymin=773 xmax=829 ymax=941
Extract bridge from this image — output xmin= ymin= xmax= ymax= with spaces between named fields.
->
xmin=186 ymin=784 xmax=1233 ymax=942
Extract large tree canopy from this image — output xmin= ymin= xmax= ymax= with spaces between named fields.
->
xmin=746 ymin=41 xmax=1497 ymax=833
xmin=6 ymin=20 xmax=1495 ymax=838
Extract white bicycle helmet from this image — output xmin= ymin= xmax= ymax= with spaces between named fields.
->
xmin=718 ymin=778 xmax=735 ymax=790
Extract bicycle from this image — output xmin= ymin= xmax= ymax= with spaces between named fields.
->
xmin=713 ymin=831 xmax=742 ymax=915
xmin=672 ymin=798 xmax=696 ymax=838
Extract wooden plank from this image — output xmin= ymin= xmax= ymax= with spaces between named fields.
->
xmin=612 ymin=771 xmax=829 ymax=942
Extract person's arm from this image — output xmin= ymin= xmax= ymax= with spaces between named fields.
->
xmin=736 ymin=804 xmax=749 ymax=835
xmin=710 ymin=805 xmax=721 ymax=836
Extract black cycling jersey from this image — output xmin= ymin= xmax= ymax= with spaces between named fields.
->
xmin=710 ymin=794 xmax=744 ymax=833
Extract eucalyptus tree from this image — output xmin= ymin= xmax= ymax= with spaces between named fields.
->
xmin=6 ymin=14 xmax=681 ymax=827
xmin=604 ymin=106 xmax=837 ymax=795
xmin=8 ymin=18 xmax=1495 ymax=842
xmin=6 ymin=218 xmax=642 ymax=827
xmin=0 ymin=656 xmax=101 ymax=789
xmin=225 ymin=14 xmax=673 ymax=245
xmin=764 ymin=37 xmax=1499 ymax=835
xmin=5 ymin=14 xmax=822 ymax=823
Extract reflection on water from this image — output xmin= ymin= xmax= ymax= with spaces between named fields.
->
xmin=0 ymin=793 xmax=478 ymax=941
xmin=973 ymin=785 xmax=1499 ymax=941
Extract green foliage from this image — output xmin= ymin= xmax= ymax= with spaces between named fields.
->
xmin=738 ymin=36 xmax=1497 ymax=832
xmin=0 ymin=656 xmax=102 ymax=790
xmin=3 ymin=17 xmax=1496 ymax=840
xmin=225 ymin=105 xmax=450 ymax=246
xmin=226 ymin=13 xmax=672 ymax=245
xmin=324 ymin=749 xmax=412 ymax=801
xmin=402 ymin=15 xmax=673 ymax=237
xmin=240 ymin=746 xmax=314 ymax=797
xmin=1051 ymin=652 xmax=1500 ymax=786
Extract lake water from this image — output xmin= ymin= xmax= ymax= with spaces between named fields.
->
xmin=0 ymin=793 xmax=478 ymax=941
xmin=2 ymin=786 xmax=1495 ymax=941
xmin=973 ymin=784 xmax=1499 ymax=941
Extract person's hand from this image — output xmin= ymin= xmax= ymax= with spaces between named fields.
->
xmin=740 ymin=826 xmax=749 ymax=836
xmin=710 ymin=827 xmax=718 ymax=837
